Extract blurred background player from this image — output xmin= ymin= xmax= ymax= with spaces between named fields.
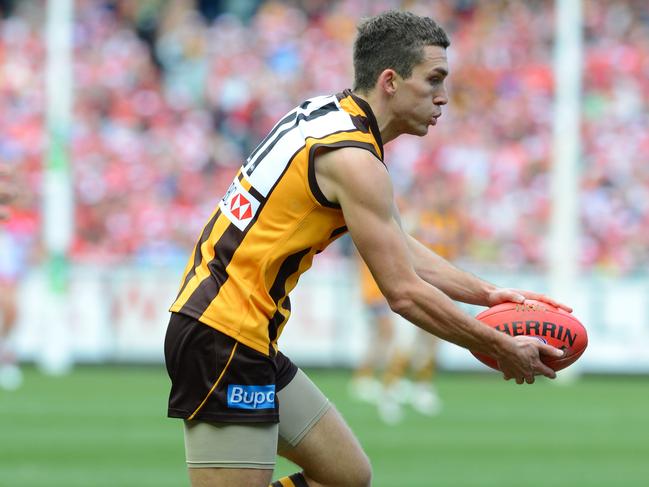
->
xmin=392 ymin=177 xmax=467 ymax=417
xmin=0 ymin=164 xmax=13 ymax=221
xmin=0 ymin=228 xmax=23 ymax=390
xmin=348 ymin=256 xmax=396 ymax=405
xmin=350 ymin=226 xmax=442 ymax=424
xmin=351 ymin=182 xmax=465 ymax=422
xmin=0 ymin=166 xmax=38 ymax=390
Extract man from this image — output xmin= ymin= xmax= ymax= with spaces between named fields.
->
xmin=165 ymin=11 xmax=569 ymax=487
xmin=0 ymin=165 xmax=13 ymax=221
xmin=0 ymin=163 xmax=24 ymax=390
xmin=348 ymin=256 xmax=395 ymax=406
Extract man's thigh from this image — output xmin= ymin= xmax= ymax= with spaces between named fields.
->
xmin=277 ymin=368 xmax=331 ymax=451
xmin=183 ymin=420 xmax=277 ymax=487
xmin=277 ymin=370 xmax=372 ymax=486
xmin=188 ymin=467 xmax=272 ymax=487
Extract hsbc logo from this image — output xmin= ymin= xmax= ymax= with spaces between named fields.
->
xmin=230 ymin=193 xmax=253 ymax=220
xmin=220 ymin=178 xmax=260 ymax=231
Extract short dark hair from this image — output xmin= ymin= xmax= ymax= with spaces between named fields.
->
xmin=353 ymin=10 xmax=450 ymax=92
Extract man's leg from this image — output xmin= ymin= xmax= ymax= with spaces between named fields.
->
xmin=0 ymin=282 xmax=22 ymax=390
xmin=349 ymin=303 xmax=394 ymax=404
xmin=184 ymin=421 xmax=277 ymax=487
xmin=275 ymin=370 xmax=372 ymax=487
xmin=190 ymin=468 xmax=272 ymax=487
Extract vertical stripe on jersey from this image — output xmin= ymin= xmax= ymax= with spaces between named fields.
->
xmin=175 ymin=169 xmax=244 ymax=302
xmin=178 ymin=223 xmax=242 ymax=317
xmin=174 ymin=212 xmax=233 ymax=312
xmin=267 ymin=247 xmax=311 ymax=344
xmin=176 ymin=208 xmax=221 ymax=298
xmin=179 ymin=145 xmax=304 ymax=318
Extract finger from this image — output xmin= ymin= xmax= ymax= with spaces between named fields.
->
xmin=537 ymin=295 xmax=572 ymax=313
xmin=525 ymin=375 xmax=535 ymax=384
xmin=515 ymin=376 xmax=524 ymax=385
xmin=554 ymin=301 xmax=573 ymax=313
xmin=509 ymin=293 xmax=525 ymax=303
xmin=536 ymin=362 xmax=557 ymax=379
xmin=522 ymin=293 xmax=573 ymax=313
xmin=538 ymin=343 xmax=565 ymax=358
xmin=495 ymin=289 xmax=525 ymax=303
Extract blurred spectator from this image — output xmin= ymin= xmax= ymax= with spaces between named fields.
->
xmin=0 ymin=185 xmax=40 ymax=389
xmin=0 ymin=0 xmax=647 ymax=273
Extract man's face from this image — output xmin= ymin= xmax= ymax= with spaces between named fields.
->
xmin=390 ymin=45 xmax=449 ymax=136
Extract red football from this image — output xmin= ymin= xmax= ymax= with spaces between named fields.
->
xmin=471 ymin=299 xmax=588 ymax=372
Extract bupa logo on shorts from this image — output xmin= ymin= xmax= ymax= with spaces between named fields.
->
xmin=227 ymin=384 xmax=276 ymax=410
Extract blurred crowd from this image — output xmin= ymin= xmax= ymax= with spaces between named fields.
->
xmin=1 ymin=0 xmax=648 ymax=274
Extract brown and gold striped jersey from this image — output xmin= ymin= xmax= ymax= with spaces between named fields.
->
xmin=170 ymin=90 xmax=384 ymax=356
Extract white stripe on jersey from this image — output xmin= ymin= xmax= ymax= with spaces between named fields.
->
xmin=244 ymin=95 xmax=336 ymax=172
xmin=243 ymin=95 xmax=356 ymax=197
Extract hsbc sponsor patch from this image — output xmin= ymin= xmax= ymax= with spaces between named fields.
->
xmin=219 ymin=178 xmax=261 ymax=231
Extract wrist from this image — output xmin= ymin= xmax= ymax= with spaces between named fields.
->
xmin=479 ymin=283 xmax=498 ymax=307
xmin=483 ymin=325 xmax=513 ymax=358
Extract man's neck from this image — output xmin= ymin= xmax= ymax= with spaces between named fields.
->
xmin=352 ymin=90 xmax=400 ymax=145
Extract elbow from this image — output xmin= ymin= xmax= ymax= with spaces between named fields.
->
xmin=385 ymin=287 xmax=416 ymax=318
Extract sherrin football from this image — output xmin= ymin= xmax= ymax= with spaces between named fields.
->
xmin=471 ymin=299 xmax=588 ymax=372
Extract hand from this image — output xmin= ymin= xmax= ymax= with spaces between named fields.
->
xmin=487 ymin=287 xmax=573 ymax=313
xmin=496 ymin=335 xmax=564 ymax=384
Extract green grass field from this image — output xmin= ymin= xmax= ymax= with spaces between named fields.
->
xmin=0 ymin=367 xmax=647 ymax=487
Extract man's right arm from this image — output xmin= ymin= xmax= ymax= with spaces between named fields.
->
xmin=314 ymin=147 xmax=562 ymax=384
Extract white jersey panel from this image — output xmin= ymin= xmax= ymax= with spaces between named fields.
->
xmin=244 ymin=95 xmax=336 ymax=171
xmin=245 ymin=104 xmax=357 ymax=197
xmin=247 ymin=128 xmax=306 ymax=196
xmin=297 ymin=110 xmax=356 ymax=140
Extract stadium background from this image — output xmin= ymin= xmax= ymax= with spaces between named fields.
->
xmin=1 ymin=0 xmax=648 ymax=486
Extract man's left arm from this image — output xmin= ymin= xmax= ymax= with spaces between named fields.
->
xmin=406 ymin=234 xmax=572 ymax=312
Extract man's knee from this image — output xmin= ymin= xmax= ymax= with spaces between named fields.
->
xmin=350 ymin=453 xmax=372 ymax=487
xmin=305 ymin=453 xmax=372 ymax=487
xmin=189 ymin=467 xmax=272 ymax=487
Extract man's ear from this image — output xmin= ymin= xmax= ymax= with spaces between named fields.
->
xmin=377 ymin=69 xmax=399 ymax=96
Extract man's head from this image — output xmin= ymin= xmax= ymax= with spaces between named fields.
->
xmin=353 ymin=11 xmax=450 ymax=93
xmin=352 ymin=11 xmax=451 ymax=140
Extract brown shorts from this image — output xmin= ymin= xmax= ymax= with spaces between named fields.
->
xmin=183 ymin=369 xmax=331 ymax=469
xmin=164 ymin=312 xmax=298 ymax=423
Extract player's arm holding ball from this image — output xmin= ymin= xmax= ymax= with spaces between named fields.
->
xmin=315 ymin=147 xmax=564 ymax=385
xmin=405 ymin=234 xmax=572 ymax=312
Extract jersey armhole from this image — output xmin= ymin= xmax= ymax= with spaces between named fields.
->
xmin=307 ymin=140 xmax=383 ymax=208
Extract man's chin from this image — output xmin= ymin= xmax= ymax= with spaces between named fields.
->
xmin=400 ymin=123 xmax=430 ymax=137
xmin=412 ymin=125 xmax=430 ymax=136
